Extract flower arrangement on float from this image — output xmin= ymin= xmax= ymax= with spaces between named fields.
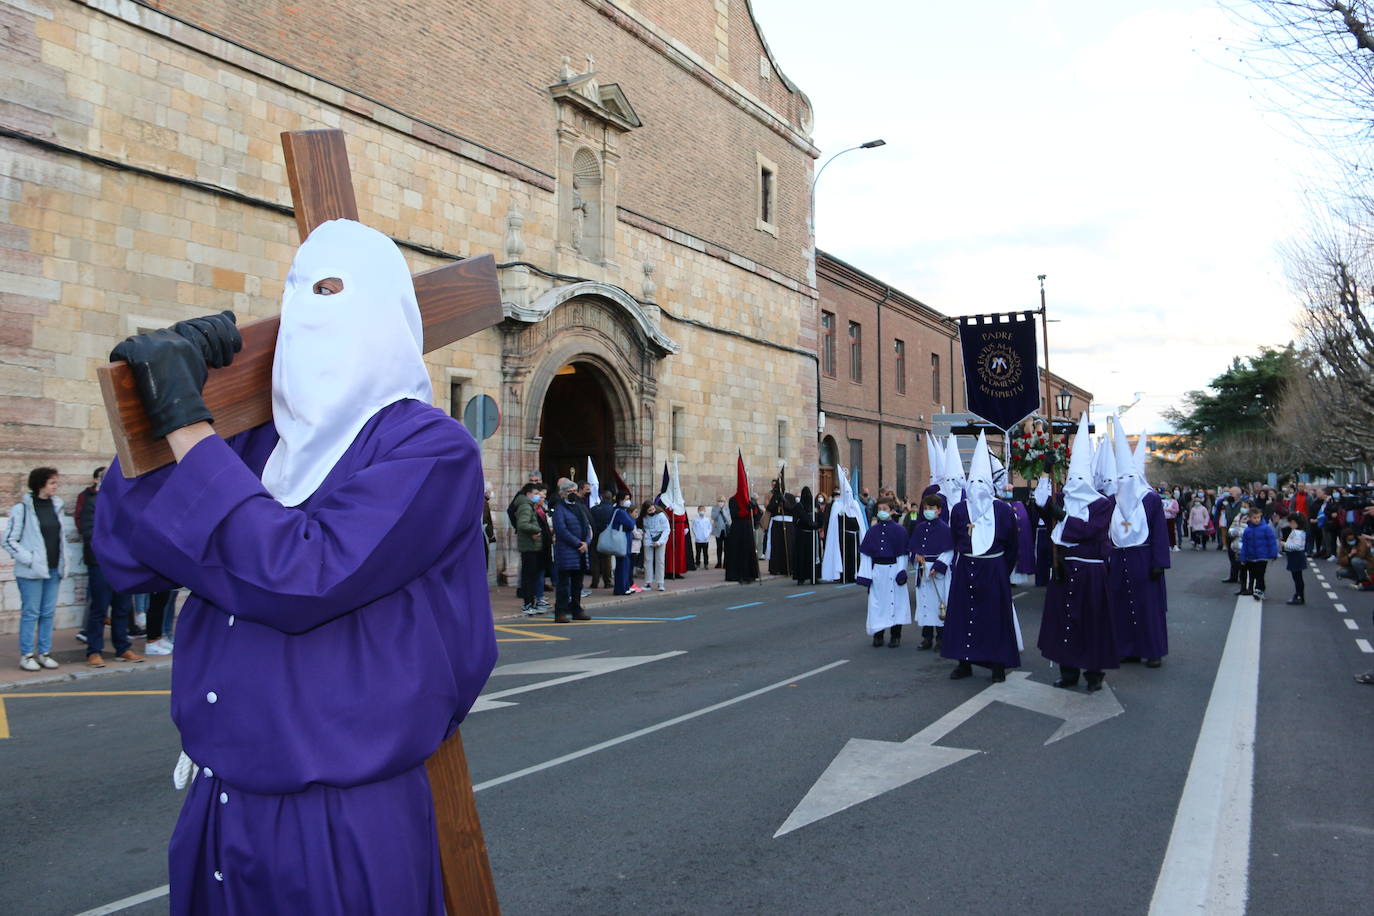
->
xmin=1010 ymin=421 xmax=1071 ymax=483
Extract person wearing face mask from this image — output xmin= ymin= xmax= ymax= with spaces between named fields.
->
xmin=857 ymin=498 xmax=911 ymax=647
xmin=610 ymin=495 xmax=637 ymax=595
xmin=641 ymin=501 xmax=670 ymax=591
xmin=710 ymin=497 xmax=730 ymax=569
xmin=690 ymin=505 xmax=713 ymax=570
xmin=1336 ymin=526 xmax=1372 ymax=587
xmin=515 ymin=483 xmax=545 ymax=616
xmin=5 ymin=466 xmax=69 ymax=671
xmin=909 ymin=493 xmax=954 ymax=650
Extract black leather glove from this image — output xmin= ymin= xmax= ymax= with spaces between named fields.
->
xmin=172 ymin=310 xmax=241 ymax=369
xmin=1043 ymin=500 xmax=1066 ymax=524
xmin=1150 ymin=567 xmax=1165 ymax=581
xmin=109 ymin=329 xmax=212 ymax=440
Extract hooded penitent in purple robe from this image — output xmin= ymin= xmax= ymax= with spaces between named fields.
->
xmin=1038 ymin=496 xmax=1120 ymax=671
xmin=940 ymin=498 xmax=1020 ymax=668
xmin=1109 ymin=488 xmax=1171 ymax=660
xmin=1011 ymin=500 xmax=1036 ymax=576
xmin=95 ymin=399 xmax=498 ymax=916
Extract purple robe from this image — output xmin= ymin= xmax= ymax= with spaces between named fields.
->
xmin=94 ymin=399 xmax=498 ymax=915
xmin=940 ymin=499 xmax=1020 ymax=668
xmin=1029 ymin=494 xmax=1060 ymax=587
xmin=1108 ymin=490 xmax=1171 ymax=659
xmin=1038 ymin=497 xmax=1120 ymax=671
xmin=1011 ymin=501 xmax=1035 ymax=575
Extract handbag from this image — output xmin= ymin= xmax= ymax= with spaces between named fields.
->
xmin=596 ymin=526 xmax=627 ymax=556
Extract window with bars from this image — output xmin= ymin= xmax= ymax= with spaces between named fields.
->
xmin=848 ymin=321 xmax=862 ymax=382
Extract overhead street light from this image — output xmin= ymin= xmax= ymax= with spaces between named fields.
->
xmin=1055 ymin=387 xmax=1072 ymax=416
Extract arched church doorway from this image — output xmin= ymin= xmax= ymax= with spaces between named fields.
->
xmin=539 ymin=361 xmax=619 ymax=492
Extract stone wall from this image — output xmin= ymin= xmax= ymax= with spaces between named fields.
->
xmin=0 ymin=0 xmax=819 ymax=628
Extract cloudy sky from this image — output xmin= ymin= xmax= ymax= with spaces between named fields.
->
xmin=749 ymin=0 xmax=1321 ymax=431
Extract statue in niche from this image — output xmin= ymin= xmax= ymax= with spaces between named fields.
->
xmin=570 ymin=176 xmax=588 ymax=253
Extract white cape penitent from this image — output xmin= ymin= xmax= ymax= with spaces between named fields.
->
xmin=1052 ymin=412 xmax=1104 ymax=548
xmin=1109 ymin=422 xmax=1148 ymax=548
xmin=261 ymin=220 xmax=433 ymax=507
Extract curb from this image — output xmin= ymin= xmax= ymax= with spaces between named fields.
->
xmin=0 ymin=657 xmax=174 ymax=692
xmin=491 ymin=574 xmax=782 ymax=621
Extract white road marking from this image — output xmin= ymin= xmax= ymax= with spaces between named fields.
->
xmin=469 ymin=652 xmax=686 ymax=713
xmin=71 ymin=885 xmax=170 ymax=915
xmin=1335 ymin=603 xmax=1348 ymax=613
xmin=1357 ymin=639 xmax=1373 ymax=654
xmin=775 ymin=672 xmax=1124 ymax=837
xmin=1326 ymin=591 xmax=1339 ymax=600
xmin=473 ymin=660 xmax=849 ymax=792
xmin=1012 ymin=591 xmax=1028 ymax=599
xmin=1148 ymin=596 xmax=1259 ymax=916
xmin=1344 ymin=619 xmax=1360 ymax=631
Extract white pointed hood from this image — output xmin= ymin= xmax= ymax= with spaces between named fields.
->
xmin=966 ymin=431 xmax=996 ymax=555
xmin=926 ymin=433 xmax=942 ymax=488
xmin=939 ymin=435 xmax=965 ymax=507
xmin=666 ymin=456 xmax=686 ymax=515
xmin=1052 ymin=412 xmax=1102 ymax=547
xmin=1110 ymin=422 xmax=1148 ymax=548
xmin=1092 ymin=429 xmax=1117 ymax=497
xmin=262 ymin=220 xmax=432 ymax=507
xmin=821 ymin=463 xmax=869 ymax=581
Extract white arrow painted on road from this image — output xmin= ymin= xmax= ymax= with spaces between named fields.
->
xmin=469 ymin=651 xmax=686 ymax=713
xmin=775 ymin=671 xmax=1124 ymax=837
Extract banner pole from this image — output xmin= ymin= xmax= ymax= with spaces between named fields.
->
xmin=1038 ymin=275 xmax=1054 ymax=436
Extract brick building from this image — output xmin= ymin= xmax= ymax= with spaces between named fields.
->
xmin=0 ymin=0 xmax=820 ymax=629
xmin=817 ymin=251 xmax=1093 ymax=499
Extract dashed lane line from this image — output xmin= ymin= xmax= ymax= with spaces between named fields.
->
xmin=1357 ymin=639 xmax=1373 ymax=654
xmin=71 ymin=884 xmax=171 ymax=916
xmin=787 ymin=591 xmax=816 ymax=599
xmin=1326 ymin=592 xmax=1339 ymax=600
xmin=1344 ymin=619 xmax=1360 ymax=631
xmin=1335 ymin=603 xmax=1348 ymax=614
xmin=726 ymin=601 xmax=764 ymax=610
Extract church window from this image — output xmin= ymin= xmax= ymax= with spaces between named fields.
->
xmin=821 ymin=311 xmax=836 ymax=376
xmin=931 ymin=353 xmax=941 ymax=403
xmin=848 ymin=321 xmax=862 ymax=382
xmin=894 ymin=339 xmax=906 ymax=394
xmin=672 ymin=406 xmax=685 ymax=454
xmin=448 ymin=380 xmax=465 ymax=420
xmin=756 ymin=152 xmax=778 ymax=235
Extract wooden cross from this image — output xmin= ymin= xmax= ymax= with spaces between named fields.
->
xmin=96 ymin=129 xmax=504 ymax=914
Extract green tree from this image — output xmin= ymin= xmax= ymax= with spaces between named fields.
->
xmin=1164 ymin=347 xmax=1297 ymax=444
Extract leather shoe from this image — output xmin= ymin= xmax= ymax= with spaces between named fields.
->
xmin=571 ymin=613 xmax=591 ymax=621
xmin=873 ymin=633 xmax=885 ymax=647
xmin=114 ymin=650 xmax=144 ymax=663
xmin=1221 ymin=578 xmax=1238 ymax=583
xmin=917 ymin=638 xmax=933 ymax=650
xmin=989 ymin=665 xmax=1006 ymax=683
xmin=554 ymin=615 xmax=573 ymax=623
xmin=86 ymin=653 xmax=106 ymax=668
xmin=949 ymin=662 xmax=972 ymax=679
xmin=1145 ymin=658 xmax=1162 ymax=668
xmin=1053 ymin=676 xmax=1079 ymax=688
xmin=887 ymin=635 xmax=901 ymax=648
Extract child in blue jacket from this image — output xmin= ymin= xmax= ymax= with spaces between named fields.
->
xmin=1238 ymin=506 xmax=1279 ymax=600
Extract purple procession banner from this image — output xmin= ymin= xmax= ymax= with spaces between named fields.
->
xmin=957 ymin=311 xmax=1040 ymax=431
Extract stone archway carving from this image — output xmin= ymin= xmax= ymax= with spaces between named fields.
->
xmin=497 ymin=284 xmax=675 ymax=510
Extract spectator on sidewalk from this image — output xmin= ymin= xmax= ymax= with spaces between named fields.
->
xmin=551 ymin=479 xmax=591 ymax=622
xmin=1187 ymin=495 xmax=1211 ymax=550
xmin=690 ymin=505 xmax=713 ymax=570
xmin=482 ymin=487 xmax=496 ymax=571
xmin=514 ymin=483 xmax=545 ymax=616
xmin=642 ymin=501 xmax=670 ymax=591
xmin=1336 ymin=528 xmax=1372 ymax=588
xmin=588 ymin=488 xmax=616 ymax=590
xmin=76 ymin=467 xmax=142 ymax=667
xmin=142 ymin=589 xmax=179 ymax=655
xmin=4 ymin=467 xmax=67 ymax=672
xmin=1238 ymin=505 xmax=1279 ymax=600
xmin=611 ymin=495 xmax=637 ymax=596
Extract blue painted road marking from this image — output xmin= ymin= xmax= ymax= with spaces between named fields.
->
xmin=726 ymin=601 xmax=764 ymax=610
xmin=787 ymin=591 xmax=816 ymax=599
xmin=593 ymin=615 xmax=698 ymax=621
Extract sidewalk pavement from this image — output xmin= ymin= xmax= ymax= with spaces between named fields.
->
xmin=1 ymin=563 xmax=777 ymax=690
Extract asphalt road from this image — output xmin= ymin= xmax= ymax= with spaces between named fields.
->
xmin=2 ymin=549 xmax=1371 ymax=915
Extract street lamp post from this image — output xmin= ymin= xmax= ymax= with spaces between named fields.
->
xmin=809 ymin=139 xmax=886 ymax=234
